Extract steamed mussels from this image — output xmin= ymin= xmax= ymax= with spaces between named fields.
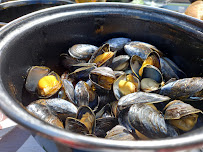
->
xmin=25 ymin=37 xmax=203 ymax=141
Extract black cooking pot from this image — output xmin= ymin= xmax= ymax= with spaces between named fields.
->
xmin=0 ymin=3 xmax=203 ymax=152
xmin=0 ymin=0 xmax=74 ymax=26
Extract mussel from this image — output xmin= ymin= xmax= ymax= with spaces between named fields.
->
xmin=159 ymin=77 xmax=203 ymax=100
xmin=65 ymin=106 xmax=96 ymax=134
xmin=164 ymin=100 xmax=202 ymax=131
xmin=105 ymin=125 xmax=136 ymax=140
xmin=128 ymin=103 xmax=168 ymax=139
xmin=68 ymin=44 xmax=98 ymax=60
xmin=27 ymin=103 xmax=64 ymax=128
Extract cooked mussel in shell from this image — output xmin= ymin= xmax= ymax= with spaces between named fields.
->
xmin=25 ymin=66 xmax=50 ymax=93
xmin=90 ymin=67 xmax=116 ymax=90
xmin=25 ymin=66 xmax=62 ymax=98
xmin=89 ymin=43 xmax=116 ymax=67
xmin=164 ymin=100 xmax=202 ymax=131
xmin=113 ymin=73 xmax=140 ymax=100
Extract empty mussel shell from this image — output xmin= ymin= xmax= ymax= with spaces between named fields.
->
xmin=128 ymin=103 xmax=167 ymax=139
xmin=117 ymin=92 xmax=170 ymax=110
xmin=25 ymin=66 xmax=50 ymax=93
xmin=159 ymin=77 xmax=203 ymax=100
xmin=110 ymin=55 xmax=130 ymax=71
xmin=68 ymin=44 xmax=98 ymax=60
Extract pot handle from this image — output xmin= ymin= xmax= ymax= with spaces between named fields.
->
xmin=0 ymin=22 xmax=7 ymax=27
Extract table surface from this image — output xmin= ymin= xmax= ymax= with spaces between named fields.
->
xmin=0 ymin=1 xmax=200 ymax=152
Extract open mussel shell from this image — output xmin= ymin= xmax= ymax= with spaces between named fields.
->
xmin=65 ymin=117 xmax=89 ymax=135
xmin=164 ymin=100 xmax=202 ymax=119
xmin=128 ymin=103 xmax=168 ymax=139
xmin=68 ymin=44 xmax=98 ymax=60
xmin=110 ymin=55 xmax=130 ymax=71
xmin=105 ymin=125 xmax=136 ymax=140
xmin=117 ymin=92 xmax=170 ymax=111
xmin=90 ymin=67 xmax=116 ymax=90
xmin=141 ymin=65 xmax=163 ymax=92
xmin=164 ymin=100 xmax=202 ymax=131
xmin=25 ymin=66 xmax=50 ymax=93
xmin=27 ymin=103 xmax=64 ymax=129
xmin=77 ymin=106 xmax=96 ymax=134
xmin=94 ymin=117 xmax=119 ymax=138
xmin=88 ymin=43 xmax=116 ymax=67
xmin=139 ymin=51 xmax=161 ymax=77
xmin=124 ymin=41 xmax=163 ymax=60
xmin=37 ymin=71 xmax=62 ymax=98
xmin=104 ymin=37 xmax=131 ymax=52
xmin=159 ymin=77 xmax=203 ymax=100
xmin=34 ymin=98 xmax=78 ymax=121
xmin=113 ymin=73 xmax=140 ymax=100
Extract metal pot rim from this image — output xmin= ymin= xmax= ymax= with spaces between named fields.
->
xmin=0 ymin=3 xmax=203 ymax=151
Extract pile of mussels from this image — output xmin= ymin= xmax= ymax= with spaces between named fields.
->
xmin=25 ymin=38 xmax=203 ymax=140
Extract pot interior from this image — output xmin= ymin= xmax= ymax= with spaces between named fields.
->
xmin=0 ymin=3 xmax=203 ymax=150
